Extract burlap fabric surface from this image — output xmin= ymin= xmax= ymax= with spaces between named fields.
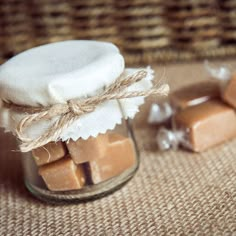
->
xmin=0 ymin=61 xmax=236 ymax=235
xmin=1 ymin=0 xmax=236 ymax=65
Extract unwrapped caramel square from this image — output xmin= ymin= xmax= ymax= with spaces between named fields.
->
xmin=32 ymin=141 xmax=66 ymax=166
xmin=222 ymin=74 xmax=236 ymax=108
xmin=174 ymin=100 xmax=236 ymax=152
xmin=38 ymin=157 xmax=85 ymax=191
xmin=89 ymin=134 xmax=136 ymax=184
xmin=170 ymin=81 xmax=220 ymax=110
xmin=66 ymin=134 xmax=108 ymax=164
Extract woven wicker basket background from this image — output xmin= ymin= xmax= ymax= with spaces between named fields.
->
xmin=0 ymin=0 xmax=236 ymax=65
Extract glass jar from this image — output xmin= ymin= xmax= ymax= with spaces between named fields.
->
xmin=0 ymin=40 xmax=151 ymax=204
xmin=21 ymin=118 xmax=139 ymax=203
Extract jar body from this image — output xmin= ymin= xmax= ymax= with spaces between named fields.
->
xmin=21 ymin=119 xmax=139 ymax=203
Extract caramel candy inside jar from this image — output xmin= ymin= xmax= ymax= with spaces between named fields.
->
xmin=39 ymin=158 xmax=86 ymax=191
xmin=88 ymin=134 xmax=136 ymax=184
xmin=32 ymin=133 xmax=136 ymax=191
xmin=32 ymin=141 xmax=66 ymax=166
xmin=66 ymin=134 xmax=108 ymax=164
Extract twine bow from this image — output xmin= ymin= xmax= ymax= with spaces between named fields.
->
xmin=5 ymin=69 xmax=169 ymax=152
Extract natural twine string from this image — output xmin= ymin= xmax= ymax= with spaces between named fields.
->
xmin=4 ymin=69 xmax=169 ymax=152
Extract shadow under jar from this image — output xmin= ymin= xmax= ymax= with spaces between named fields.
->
xmin=21 ymin=119 xmax=139 ymax=203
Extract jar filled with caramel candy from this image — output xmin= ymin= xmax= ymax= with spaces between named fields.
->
xmin=0 ymin=41 xmax=165 ymax=202
xmin=22 ymin=119 xmax=139 ymax=202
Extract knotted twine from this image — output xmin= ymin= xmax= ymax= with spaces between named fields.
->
xmin=3 ymin=69 xmax=169 ymax=152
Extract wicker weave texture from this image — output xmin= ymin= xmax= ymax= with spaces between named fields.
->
xmin=0 ymin=0 xmax=236 ymax=65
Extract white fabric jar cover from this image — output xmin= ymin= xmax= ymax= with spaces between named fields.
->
xmin=0 ymin=40 xmax=154 ymax=141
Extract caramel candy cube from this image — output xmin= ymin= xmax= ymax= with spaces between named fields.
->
xmin=32 ymin=141 xmax=66 ymax=166
xmin=89 ymin=134 xmax=136 ymax=184
xmin=174 ymin=100 xmax=236 ymax=152
xmin=170 ymin=81 xmax=220 ymax=110
xmin=66 ymin=134 xmax=108 ymax=164
xmin=38 ymin=158 xmax=85 ymax=191
xmin=222 ymin=74 xmax=236 ymax=108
